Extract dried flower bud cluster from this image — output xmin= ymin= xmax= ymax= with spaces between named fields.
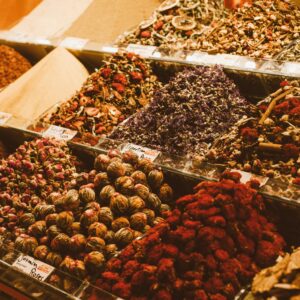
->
xmin=94 ymin=172 xmax=285 ymax=300
xmin=207 ymin=80 xmax=300 ymax=190
xmin=249 ymin=247 xmax=300 ymax=299
xmin=119 ymin=0 xmax=225 ymax=51
xmin=41 ymin=52 xmax=160 ymax=142
xmin=111 ymin=66 xmax=254 ymax=156
xmin=0 ymin=149 xmax=172 ymax=279
xmin=198 ymin=0 xmax=300 ymax=59
xmin=0 ymin=45 xmax=31 ymax=89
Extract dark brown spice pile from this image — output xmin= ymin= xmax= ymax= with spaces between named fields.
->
xmin=110 ymin=66 xmax=255 ymax=157
xmin=0 ymin=45 xmax=31 ymax=89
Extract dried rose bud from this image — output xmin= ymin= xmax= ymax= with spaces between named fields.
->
xmin=79 ymin=187 xmax=96 ymax=203
xmin=34 ymin=245 xmax=50 ymax=261
xmin=47 ymin=225 xmax=63 ymax=240
xmin=80 ymin=209 xmax=99 ymax=228
xmin=39 ymin=236 xmax=49 ymax=245
xmin=88 ymin=222 xmax=108 ymax=239
xmin=46 ymin=252 xmax=63 ymax=267
xmin=28 ymin=220 xmax=47 ymax=237
xmin=85 ymin=237 xmax=106 ymax=252
xmin=115 ymin=227 xmax=134 ymax=246
xmin=115 ymin=176 xmax=135 ymax=195
xmin=159 ymin=184 xmax=174 ymax=204
xmin=104 ymin=230 xmax=115 ymax=244
xmin=71 ymin=222 xmax=81 ymax=235
xmin=107 ymin=161 xmax=126 ymax=179
xmin=131 ymin=170 xmax=147 ymax=185
xmin=19 ymin=213 xmax=35 ymax=227
xmin=106 ymin=244 xmax=118 ymax=258
xmin=99 ymin=185 xmax=116 ymax=205
xmin=128 ymin=196 xmax=145 ymax=213
xmin=146 ymin=193 xmax=162 ymax=211
xmin=70 ymin=234 xmax=86 ymax=252
xmin=94 ymin=154 xmax=111 ymax=172
xmin=94 ymin=172 xmax=110 ymax=189
xmin=84 ymin=251 xmax=106 ymax=272
xmin=142 ymin=209 xmax=156 ymax=225
xmin=148 ymin=170 xmax=164 ymax=190
xmin=45 ymin=213 xmax=58 ymax=227
xmin=51 ymin=233 xmax=71 ymax=252
xmin=122 ymin=151 xmax=139 ymax=165
xmin=47 ymin=192 xmax=61 ymax=205
xmin=130 ymin=213 xmax=147 ymax=231
xmin=56 ymin=211 xmax=74 ymax=230
xmin=15 ymin=235 xmax=38 ymax=255
xmin=110 ymin=193 xmax=129 ymax=215
xmin=134 ymin=184 xmax=150 ymax=200
xmin=112 ymin=217 xmax=130 ymax=232
xmin=108 ymin=149 xmax=122 ymax=159
xmin=98 ymin=207 xmax=114 ymax=226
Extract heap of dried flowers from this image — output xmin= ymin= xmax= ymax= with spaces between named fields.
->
xmin=93 ymin=171 xmax=285 ymax=299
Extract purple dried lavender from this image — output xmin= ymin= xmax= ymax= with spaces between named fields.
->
xmin=110 ymin=66 xmax=255 ymax=156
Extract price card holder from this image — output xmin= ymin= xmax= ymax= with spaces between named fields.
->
xmin=126 ymin=44 xmax=156 ymax=58
xmin=230 ymin=169 xmax=269 ymax=187
xmin=186 ymin=52 xmax=219 ymax=65
xmin=281 ymin=62 xmax=300 ymax=77
xmin=216 ymin=54 xmax=240 ymax=67
xmin=42 ymin=125 xmax=77 ymax=141
xmin=122 ymin=143 xmax=160 ymax=162
xmin=12 ymin=254 xmax=54 ymax=282
xmin=59 ymin=37 xmax=89 ymax=51
xmin=0 ymin=112 xmax=12 ymax=125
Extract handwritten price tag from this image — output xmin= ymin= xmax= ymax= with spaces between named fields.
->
xmin=126 ymin=44 xmax=156 ymax=58
xmin=122 ymin=143 xmax=160 ymax=162
xmin=0 ymin=112 xmax=12 ymax=125
xmin=230 ymin=169 xmax=269 ymax=187
xmin=43 ymin=125 xmax=77 ymax=141
xmin=12 ymin=255 xmax=54 ymax=282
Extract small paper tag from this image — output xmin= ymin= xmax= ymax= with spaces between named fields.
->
xmin=230 ymin=169 xmax=269 ymax=187
xmin=12 ymin=255 xmax=54 ymax=282
xmin=43 ymin=125 xmax=77 ymax=141
xmin=0 ymin=112 xmax=12 ymax=125
xmin=122 ymin=143 xmax=160 ymax=161
xmin=126 ymin=44 xmax=156 ymax=58
xmin=59 ymin=37 xmax=88 ymax=50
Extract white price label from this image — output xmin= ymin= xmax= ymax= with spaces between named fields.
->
xmin=43 ymin=125 xmax=77 ymax=141
xmin=126 ymin=44 xmax=156 ymax=58
xmin=0 ymin=112 xmax=12 ymax=125
xmin=230 ymin=169 xmax=269 ymax=187
xmin=59 ymin=37 xmax=88 ymax=50
xmin=12 ymin=255 xmax=54 ymax=282
xmin=122 ymin=143 xmax=160 ymax=161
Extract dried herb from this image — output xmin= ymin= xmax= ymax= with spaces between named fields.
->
xmin=41 ymin=52 xmax=160 ymax=141
xmin=198 ymin=0 xmax=300 ymax=59
xmin=119 ymin=0 xmax=226 ymax=51
xmin=111 ymin=65 xmax=255 ymax=157
xmin=93 ymin=172 xmax=285 ymax=299
xmin=0 ymin=45 xmax=31 ymax=89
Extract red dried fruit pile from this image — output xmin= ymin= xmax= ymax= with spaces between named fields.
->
xmin=41 ymin=52 xmax=160 ymax=142
xmin=208 ymin=80 xmax=300 ymax=186
xmin=93 ymin=172 xmax=285 ymax=300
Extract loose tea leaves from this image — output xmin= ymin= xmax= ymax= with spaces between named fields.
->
xmin=0 ymin=45 xmax=31 ymax=89
xmin=41 ymin=52 xmax=160 ymax=140
xmin=111 ymin=65 xmax=255 ymax=157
